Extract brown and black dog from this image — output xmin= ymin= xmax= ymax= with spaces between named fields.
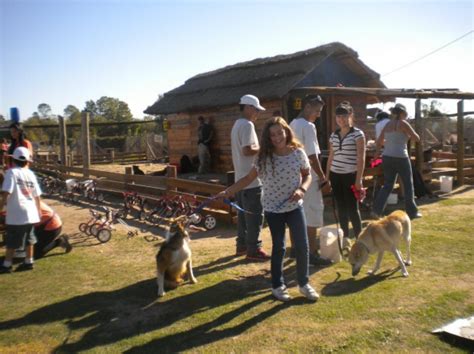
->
xmin=156 ymin=216 xmax=197 ymax=297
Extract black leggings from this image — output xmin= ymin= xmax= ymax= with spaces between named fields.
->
xmin=329 ymin=172 xmax=362 ymax=239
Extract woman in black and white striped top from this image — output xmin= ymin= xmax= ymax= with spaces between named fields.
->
xmin=326 ymin=101 xmax=366 ymax=239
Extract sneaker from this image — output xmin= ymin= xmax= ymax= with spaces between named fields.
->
xmin=246 ymin=248 xmax=270 ymax=262
xmin=272 ymin=285 xmax=291 ymax=302
xmin=15 ymin=263 xmax=34 ymax=272
xmin=309 ymin=254 xmax=333 ymax=267
xmin=0 ymin=265 xmax=12 ymax=274
xmin=236 ymin=245 xmax=247 ymax=256
xmin=60 ymin=236 xmax=73 ymax=253
xmin=299 ymin=283 xmax=319 ymax=301
xmin=410 ymin=212 xmax=423 ymax=220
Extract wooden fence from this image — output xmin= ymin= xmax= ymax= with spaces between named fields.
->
xmin=36 ymin=150 xmax=149 ymax=166
xmin=32 ymin=161 xmax=234 ymax=223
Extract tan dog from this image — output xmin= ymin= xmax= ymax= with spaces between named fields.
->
xmin=348 ymin=210 xmax=412 ymax=277
xmin=156 ymin=217 xmax=197 ymax=297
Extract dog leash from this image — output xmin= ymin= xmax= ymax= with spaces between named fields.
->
xmin=330 ymin=192 xmax=346 ymax=258
xmin=194 ymin=196 xmax=255 ymax=215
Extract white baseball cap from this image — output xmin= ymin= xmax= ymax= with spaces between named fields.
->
xmin=12 ymin=146 xmax=32 ymax=162
xmin=239 ymin=94 xmax=266 ymax=111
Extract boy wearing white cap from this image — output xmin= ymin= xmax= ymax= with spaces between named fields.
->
xmin=0 ymin=146 xmax=42 ymax=273
xmin=231 ymin=94 xmax=269 ymax=261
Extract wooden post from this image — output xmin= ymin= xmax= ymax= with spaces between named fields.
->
xmin=166 ymin=165 xmax=177 ymax=192
xmin=414 ymin=98 xmax=424 ymax=172
xmin=58 ymin=115 xmax=68 ymax=166
xmin=81 ymin=112 xmax=91 ymax=177
xmin=457 ymin=100 xmax=465 ymax=186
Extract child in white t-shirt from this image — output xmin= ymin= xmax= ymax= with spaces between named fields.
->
xmin=0 ymin=147 xmax=42 ymax=273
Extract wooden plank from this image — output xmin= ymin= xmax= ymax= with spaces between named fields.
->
xmin=432 ymin=159 xmax=457 ymax=168
xmin=166 ymin=178 xmax=225 ymax=195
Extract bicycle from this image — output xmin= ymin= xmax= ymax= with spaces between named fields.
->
xmin=78 ymin=209 xmax=103 ymax=236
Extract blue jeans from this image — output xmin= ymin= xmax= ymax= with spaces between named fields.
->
xmin=373 ymin=156 xmax=418 ymax=217
xmin=265 ymin=206 xmax=309 ymax=289
xmin=236 ymin=187 xmax=263 ymax=253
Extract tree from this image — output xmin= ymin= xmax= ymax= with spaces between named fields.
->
xmin=0 ymin=114 xmax=5 ymax=122
xmin=64 ymin=104 xmax=79 ymax=117
xmin=95 ymin=96 xmax=133 ymax=122
xmin=422 ymin=100 xmax=445 ymax=118
xmin=38 ymin=103 xmax=52 ymax=118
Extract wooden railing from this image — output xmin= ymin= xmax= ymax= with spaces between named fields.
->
xmin=32 ymin=161 xmax=233 ymax=222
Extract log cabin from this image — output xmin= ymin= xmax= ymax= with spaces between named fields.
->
xmin=144 ymin=42 xmax=387 ymax=172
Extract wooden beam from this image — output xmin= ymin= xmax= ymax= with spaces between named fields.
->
xmin=457 ymin=100 xmax=465 ymax=185
xmin=58 ymin=115 xmax=67 ymax=166
xmin=414 ymin=99 xmax=424 ymax=171
xmin=81 ymin=112 xmax=91 ymax=177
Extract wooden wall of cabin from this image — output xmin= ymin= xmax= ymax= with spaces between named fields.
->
xmin=166 ymin=100 xmax=283 ymax=173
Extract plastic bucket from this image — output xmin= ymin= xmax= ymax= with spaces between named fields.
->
xmin=387 ymin=193 xmax=398 ymax=205
xmin=320 ymin=227 xmax=344 ymax=263
xmin=439 ymin=175 xmax=453 ymax=193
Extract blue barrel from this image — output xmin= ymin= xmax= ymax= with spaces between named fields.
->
xmin=10 ymin=107 xmax=20 ymax=123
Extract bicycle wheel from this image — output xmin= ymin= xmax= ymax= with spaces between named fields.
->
xmin=89 ymin=223 xmax=102 ymax=237
xmin=97 ymin=229 xmax=112 ymax=243
xmin=79 ymin=223 xmax=89 ymax=233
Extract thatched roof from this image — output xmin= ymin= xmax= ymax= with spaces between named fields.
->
xmin=145 ymin=42 xmax=385 ymax=115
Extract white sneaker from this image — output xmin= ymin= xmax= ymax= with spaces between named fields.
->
xmin=272 ymin=285 xmax=291 ymax=302
xmin=299 ymin=284 xmax=319 ymax=301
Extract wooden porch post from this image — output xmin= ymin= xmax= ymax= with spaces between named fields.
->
xmin=414 ymin=98 xmax=424 ymax=171
xmin=457 ymin=100 xmax=464 ymax=186
xmin=81 ymin=112 xmax=91 ymax=177
xmin=58 ymin=115 xmax=68 ymax=166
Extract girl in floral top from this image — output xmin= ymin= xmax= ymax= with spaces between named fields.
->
xmin=219 ymin=117 xmax=318 ymax=302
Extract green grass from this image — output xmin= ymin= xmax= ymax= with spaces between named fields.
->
xmin=0 ymin=193 xmax=473 ymax=353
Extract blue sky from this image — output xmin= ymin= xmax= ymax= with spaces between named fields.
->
xmin=1 ymin=0 xmax=473 ymax=120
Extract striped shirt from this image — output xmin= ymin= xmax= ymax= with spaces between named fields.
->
xmin=329 ymin=127 xmax=364 ymax=174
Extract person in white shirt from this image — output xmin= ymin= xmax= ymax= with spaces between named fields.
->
xmin=290 ymin=95 xmax=332 ymax=266
xmin=230 ymin=94 xmax=269 ymax=261
xmin=0 ymin=147 xmax=42 ymax=274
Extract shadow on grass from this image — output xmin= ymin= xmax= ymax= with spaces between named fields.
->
xmin=193 ymin=254 xmax=250 ymax=277
xmin=321 ymin=269 xmax=402 ymax=296
xmin=0 ymin=273 xmax=293 ymax=352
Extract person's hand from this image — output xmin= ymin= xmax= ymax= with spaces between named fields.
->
xmin=321 ymin=179 xmax=332 ymax=194
xmin=354 ymin=179 xmax=363 ymax=191
xmin=290 ymin=188 xmax=305 ymax=202
xmin=217 ymin=189 xmax=234 ymax=199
